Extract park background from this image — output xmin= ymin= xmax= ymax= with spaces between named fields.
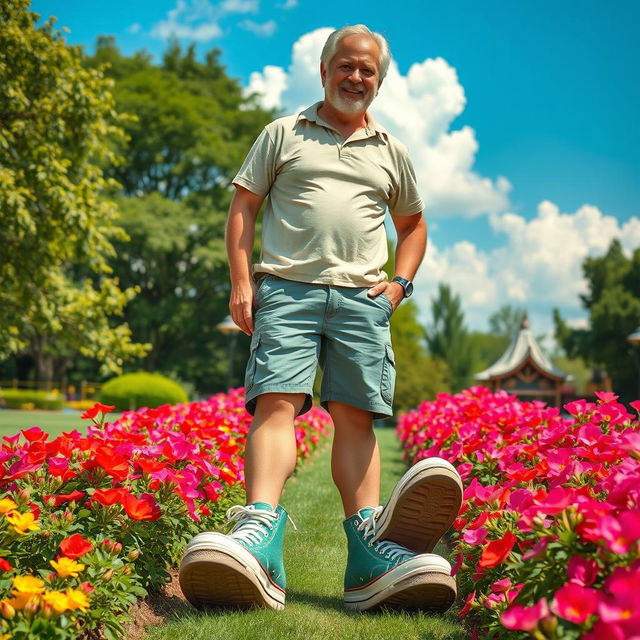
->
xmin=2 ymin=0 xmax=640 ymax=407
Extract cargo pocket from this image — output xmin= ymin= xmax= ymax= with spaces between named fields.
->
xmin=380 ymin=344 xmax=396 ymax=405
xmin=244 ymin=334 xmax=261 ymax=392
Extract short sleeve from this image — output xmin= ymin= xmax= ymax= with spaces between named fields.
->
xmin=388 ymin=145 xmax=424 ymax=216
xmin=232 ymin=127 xmax=277 ymax=197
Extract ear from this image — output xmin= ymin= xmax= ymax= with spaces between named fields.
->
xmin=320 ymin=61 xmax=327 ymax=87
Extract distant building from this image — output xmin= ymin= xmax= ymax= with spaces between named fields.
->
xmin=475 ymin=314 xmax=567 ymax=406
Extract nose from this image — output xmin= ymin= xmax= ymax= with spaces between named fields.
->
xmin=347 ymin=68 xmax=362 ymax=83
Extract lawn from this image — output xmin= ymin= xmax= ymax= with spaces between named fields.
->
xmin=0 ymin=409 xmax=111 ymax=437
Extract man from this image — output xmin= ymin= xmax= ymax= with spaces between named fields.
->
xmin=179 ymin=24 xmax=463 ymax=613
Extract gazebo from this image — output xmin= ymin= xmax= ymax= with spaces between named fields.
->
xmin=475 ymin=314 xmax=567 ymax=406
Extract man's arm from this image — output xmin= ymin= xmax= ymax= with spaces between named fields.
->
xmin=367 ymin=212 xmax=427 ymax=310
xmin=225 ymin=185 xmax=265 ymax=335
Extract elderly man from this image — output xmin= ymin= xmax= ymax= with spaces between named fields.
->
xmin=179 ymin=24 xmax=463 ymax=613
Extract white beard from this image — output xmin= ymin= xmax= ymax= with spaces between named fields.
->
xmin=325 ymin=83 xmax=375 ymax=115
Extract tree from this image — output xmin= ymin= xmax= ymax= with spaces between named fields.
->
xmin=0 ymin=1 xmax=148 ymax=382
xmin=425 ymin=284 xmax=475 ymax=392
xmin=390 ymin=301 xmax=449 ymax=411
xmin=554 ymin=239 xmax=640 ymax=400
xmin=489 ymin=305 xmax=526 ymax=341
xmin=79 ymin=38 xmax=274 ymax=393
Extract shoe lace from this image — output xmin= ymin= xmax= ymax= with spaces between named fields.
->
xmin=356 ymin=505 xmax=414 ymax=562
xmin=225 ymin=505 xmax=297 ymax=546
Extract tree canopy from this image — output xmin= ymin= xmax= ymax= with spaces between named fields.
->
xmin=0 ymin=1 xmax=148 ymax=381
xmin=554 ymin=239 xmax=640 ymax=400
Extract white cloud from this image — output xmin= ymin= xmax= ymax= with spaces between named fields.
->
xmin=151 ymin=0 xmax=258 ymax=42
xmin=279 ymin=0 xmax=298 ymax=8
xmin=414 ymin=202 xmax=640 ymax=335
xmin=245 ymin=28 xmax=510 ymax=217
xmin=127 ymin=22 xmax=142 ymax=35
xmin=240 ymin=19 xmax=277 ymax=37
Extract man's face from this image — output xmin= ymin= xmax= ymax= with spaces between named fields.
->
xmin=321 ymin=34 xmax=382 ymax=116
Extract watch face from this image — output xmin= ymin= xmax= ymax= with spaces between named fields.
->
xmin=405 ymin=281 xmax=414 ymax=297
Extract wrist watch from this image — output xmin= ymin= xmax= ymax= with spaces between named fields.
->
xmin=392 ymin=276 xmax=414 ymax=298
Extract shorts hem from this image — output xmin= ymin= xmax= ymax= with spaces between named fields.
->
xmin=245 ymin=384 xmax=314 ymax=417
xmin=320 ymin=392 xmax=393 ymax=420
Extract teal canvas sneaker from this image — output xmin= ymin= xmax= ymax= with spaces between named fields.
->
xmin=179 ymin=502 xmax=289 ymax=610
xmin=343 ymin=507 xmax=456 ymax=612
xmin=372 ymin=457 xmax=463 ymax=553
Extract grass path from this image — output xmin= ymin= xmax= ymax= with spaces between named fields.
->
xmin=141 ymin=427 xmax=467 ymax=640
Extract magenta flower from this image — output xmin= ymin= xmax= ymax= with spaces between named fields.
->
xmin=501 ymin=598 xmax=550 ymax=631
xmin=552 ymin=582 xmax=600 ymax=623
xmin=567 ymin=555 xmax=599 ymax=587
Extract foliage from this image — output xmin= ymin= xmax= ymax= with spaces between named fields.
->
xmin=489 ymin=305 xmax=526 ymax=341
xmin=0 ymin=389 xmax=65 ymax=411
xmin=0 ymin=1 xmax=148 ymax=382
xmin=467 ymin=331 xmax=508 ymax=373
xmin=99 ymin=372 xmax=188 ymax=411
xmin=390 ymin=302 xmax=449 ymax=411
xmin=425 ymin=284 xmax=475 ymax=392
xmin=0 ymin=394 xmax=332 ymax=639
xmin=76 ymin=38 xmax=274 ymax=393
xmin=397 ymin=387 xmax=640 ymax=639
xmin=554 ymin=239 xmax=640 ymax=401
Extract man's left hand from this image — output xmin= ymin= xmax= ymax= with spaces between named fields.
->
xmin=367 ymin=280 xmax=405 ymax=312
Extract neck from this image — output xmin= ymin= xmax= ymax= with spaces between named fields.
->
xmin=317 ymin=100 xmax=367 ymax=136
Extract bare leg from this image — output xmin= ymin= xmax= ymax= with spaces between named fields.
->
xmin=328 ymin=401 xmax=380 ymax=518
xmin=244 ymin=392 xmax=306 ymax=507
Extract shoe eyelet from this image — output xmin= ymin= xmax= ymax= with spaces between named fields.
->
xmin=354 ymin=519 xmax=360 ymax=525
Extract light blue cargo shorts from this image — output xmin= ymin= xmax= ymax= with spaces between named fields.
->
xmin=243 ymin=274 xmax=396 ymax=419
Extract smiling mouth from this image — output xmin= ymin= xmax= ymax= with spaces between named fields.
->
xmin=341 ymin=87 xmax=364 ymax=97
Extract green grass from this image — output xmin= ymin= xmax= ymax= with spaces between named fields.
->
xmin=0 ymin=409 xmax=106 ymax=437
xmin=143 ymin=428 xmax=468 ymax=640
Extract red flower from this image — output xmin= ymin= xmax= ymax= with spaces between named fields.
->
xmin=44 ymin=490 xmax=85 ymax=507
xmin=21 ymin=427 xmax=47 ymax=442
xmin=0 ymin=558 xmax=13 ymax=571
xmin=94 ymin=447 xmax=130 ymax=482
xmin=81 ymin=403 xmax=116 ymax=420
xmin=123 ymin=493 xmax=161 ymax=521
xmin=59 ymin=534 xmax=93 ymax=559
xmin=92 ymin=488 xmax=125 ymax=506
xmin=479 ymin=531 xmax=517 ymax=568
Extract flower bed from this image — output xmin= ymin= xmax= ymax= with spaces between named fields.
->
xmin=0 ymin=389 xmax=332 ymax=639
xmin=397 ymin=387 xmax=640 ymax=640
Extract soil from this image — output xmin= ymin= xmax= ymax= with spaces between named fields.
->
xmin=123 ymin=568 xmax=189 ymax=640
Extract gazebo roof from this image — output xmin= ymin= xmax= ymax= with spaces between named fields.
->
xmin=475 ymin=314 xmax=566 ymax=381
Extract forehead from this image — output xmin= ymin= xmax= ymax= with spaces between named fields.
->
xmin=331 ymin=34 xmax=381 ymax=69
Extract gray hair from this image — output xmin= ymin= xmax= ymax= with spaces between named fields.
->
xmin=320 ymin=25 xmax=391 ymax=82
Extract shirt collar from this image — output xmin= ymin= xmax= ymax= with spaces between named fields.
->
xmin=297 ymin=101 xmax=389 ymax=141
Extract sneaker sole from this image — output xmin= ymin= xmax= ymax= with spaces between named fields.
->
xmin=344 ymin=556 xmax=456 ymax=612
xmin=374 ymin=457 xmax=463 ymax=553
xmin=179 ymin=535 xmax=285 ymax=611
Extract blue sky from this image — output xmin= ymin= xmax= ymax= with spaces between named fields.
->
xmin=32 ymin=0 xmax=640 ymax=340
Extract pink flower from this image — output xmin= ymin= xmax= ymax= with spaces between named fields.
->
xmin=490 ymin=577 xmax=512 ymax=593
xmin=567 ymin=556 xmax=599 ymax=587
xmin=594 ymin=391 xmax=619 ymax=403
xmin=501 ymin=598 xmax=550 ymax=631
xmin=552 ymin=582 xmax=600 ymax=623
xmin=462 ymin=527 xmax=488 ymax=546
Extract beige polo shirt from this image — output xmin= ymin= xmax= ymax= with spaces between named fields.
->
xmin=233 ymin=102 xmax=424 ymax=287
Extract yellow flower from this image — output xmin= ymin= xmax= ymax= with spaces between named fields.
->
xmin=5 ymin=512 xmax=39 ymax=535
xmin=12 ymin=576 xmax=45 ymax=594
xmin=0 ymin=498 xmax=17 ymax=514
xmin=64 ymin=588 xmax=89 ymax=612
xmin=42 ymin=591 xmax=69 ymax=614
xmin=50 ymin=557 xmax=84 ymax=578
xmin=6 ymin=593 xmax=39 ymax=611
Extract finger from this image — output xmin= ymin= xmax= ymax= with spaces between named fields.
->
xmin=243 ymin=303 xmax=254 ymax=335
xmin=231 ymin=306 xmax=251 ymax=336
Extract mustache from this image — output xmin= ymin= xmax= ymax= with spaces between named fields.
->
xmin=339 ymin=82 xmax=365 ymax=92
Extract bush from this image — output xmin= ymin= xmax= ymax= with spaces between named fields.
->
xmin=99 ymin=372 xmax=188 ymax=411
xmin=0 ymin=389 xmax=65 ymax=410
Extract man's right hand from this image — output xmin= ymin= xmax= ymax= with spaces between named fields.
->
xmin=229 ymin=280 xmax=256 ymax=336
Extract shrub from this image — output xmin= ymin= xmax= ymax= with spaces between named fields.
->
xmin=0 ymin=389 xmax=65 ymax=410
xmin=99 ymin=372 xmax=188 ymax=411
